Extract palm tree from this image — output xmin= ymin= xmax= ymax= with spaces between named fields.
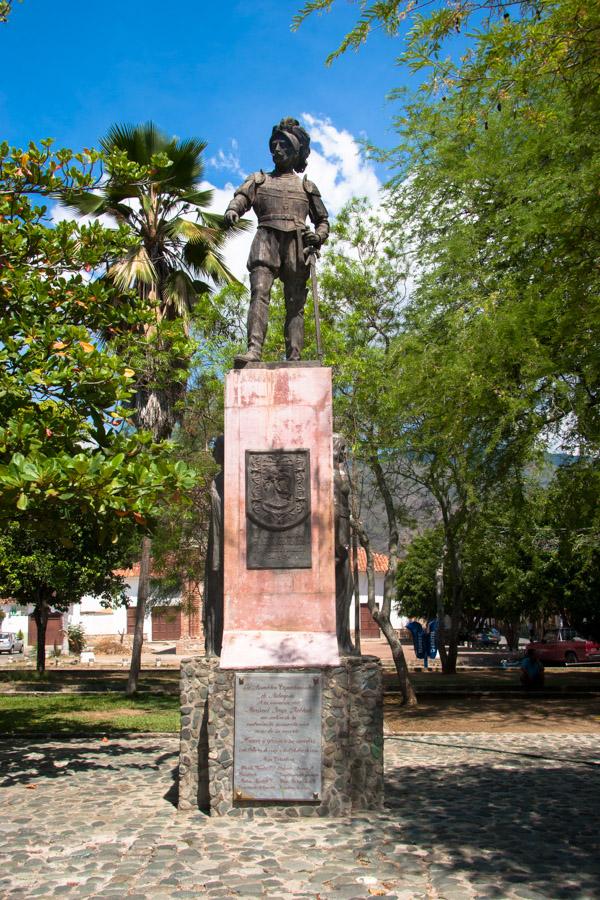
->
xmin=68 ymin=121 xmax=244 ymax=438
xmin=66 ymin=122 xmax=244 ymax=692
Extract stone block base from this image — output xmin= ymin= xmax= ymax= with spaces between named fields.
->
xmin=178 ymin=655 xmax=384 ymax=817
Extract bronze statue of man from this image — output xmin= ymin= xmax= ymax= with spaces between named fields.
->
xmin=224 ymin=117 xmax=329 ymax=363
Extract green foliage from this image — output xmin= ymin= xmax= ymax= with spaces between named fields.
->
xmin=63 ymin=122 xmax=246 ymax=441
xmin=390 ymin=7 xmax=600 ymax=452
xmin=307 ymin=1 xmax=600 ymax=663
xmin=0 ymin=1 xmax=21 ymax=24
xmin=397 ymin=462 xmax=600 ymax=641
xmin=397 ymin=527 xmax=444 ymax=620
xmin=67 ymin=624 xmax=86 ymax=654
xmin=0 ymin=139 xmax=197 ymax=671
xmin=0 ymin=520 xmax=131 ymax=614
xmin=542 ymin=460 xmax=600 ymax=638
xmin=0 ymin=140 xmax=195 ymax=534
xmin=293 ymin=2 xmax=567 ymax=81
xmin=66 ymin=122 xmax=245 ymax=300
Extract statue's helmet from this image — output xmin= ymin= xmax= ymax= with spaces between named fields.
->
xmin=269 ymin=117 xmax=311 ymax=173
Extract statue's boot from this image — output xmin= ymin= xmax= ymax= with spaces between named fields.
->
xmin=284 ymin=279 xmax=307 ymax=361
xmin=234 ymin=347 xmax=262 ymax=364
xmin=235 ymin=268 xmax=273 ymax=364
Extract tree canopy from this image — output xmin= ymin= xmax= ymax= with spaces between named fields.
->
xmin=306 ymin=0 xmax=600 ymax=667
xmin=0 ymin=139 xmax=195 ymax=668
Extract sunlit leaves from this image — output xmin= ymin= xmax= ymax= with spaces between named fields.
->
xmin=0 ymin=140 xmax=196 ymax=537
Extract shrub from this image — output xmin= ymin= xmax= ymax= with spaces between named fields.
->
xmin=67 ymin=624 xmax=86 ymax=654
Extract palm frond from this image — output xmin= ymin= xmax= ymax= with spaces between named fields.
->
xmin=183 ymin=242 xmax=240 ymax=286
xmin=179 ymin=189 xmax=214 ymax=208
xmin=199 ymin=209 xmax=252 ymax=234
xmin=163 ymin=269 xmax=202 ymax=319
xmin=109 ymin=246 xmax=156 ymax=291
xmin=167 ymin=218 xmax=220 ymax=245
xmin=101 ymin=122 xmax=165 ymax=166
xmin=62 ymin=191 xmax=107 ymax=217
xmin=161 ymin=138 xmax=207 ymax=187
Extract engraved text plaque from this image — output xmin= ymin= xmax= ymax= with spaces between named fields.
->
xmin=245 ymin=449 xmax=311 ymax=569
xmin=234 ymin=672 xmax=322 ymax=802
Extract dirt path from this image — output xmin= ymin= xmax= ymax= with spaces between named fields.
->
xmin=385 ymin=694 xmax=600 ymax=733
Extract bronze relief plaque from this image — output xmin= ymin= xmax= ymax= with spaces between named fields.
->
xmin=245 ymin=449 xmax=312 ymax=569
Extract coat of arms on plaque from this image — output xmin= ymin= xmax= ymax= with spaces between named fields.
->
xmin=245 ymin=449 xmax=312 ymax=569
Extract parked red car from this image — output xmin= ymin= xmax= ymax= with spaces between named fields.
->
xmin=528 ymin=628 xmax=600 ymax=664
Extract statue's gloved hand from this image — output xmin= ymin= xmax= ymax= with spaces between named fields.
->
xmin=303 ymin=230 xmax=321 ymax=247
xmin=224 ymin=209 xmax=239 ymax=227
xmin=303 ymin=230 xmax=321 ymax=258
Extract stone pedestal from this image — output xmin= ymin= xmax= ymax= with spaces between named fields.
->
xmin=220 ymin=364 xmax=338 ymax=668
xmin=178 ymin=655 xmax=384 ymax=817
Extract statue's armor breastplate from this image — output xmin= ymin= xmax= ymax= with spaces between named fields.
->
xmin=255 ymin=173 xmax=309 ymax=232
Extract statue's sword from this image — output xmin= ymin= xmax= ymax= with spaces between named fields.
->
xmin=308 ymin=250 xmax=324 ymax=364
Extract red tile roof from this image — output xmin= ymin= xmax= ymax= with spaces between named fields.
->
xmin=352 ymin=547 xmax=390 ymax=574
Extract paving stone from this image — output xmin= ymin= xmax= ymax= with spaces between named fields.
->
xmin=0 ymin=733 xmax=598 ymax=900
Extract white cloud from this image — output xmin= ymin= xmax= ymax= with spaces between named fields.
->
xmin=207 ymin=139 xmax=247 ymax=180
xmin=50 ymin=201 xmax=116 ymax=230
xmin=206 ymin=115 xmax=382 ymax=280
xmin=301 ymin=113 xmax=382 ymax=215
xmin=48 ymin=116 xmax=381 ymax=285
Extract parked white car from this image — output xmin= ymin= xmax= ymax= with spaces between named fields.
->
xmin=0 ymin=632 xmax=24 ymax=654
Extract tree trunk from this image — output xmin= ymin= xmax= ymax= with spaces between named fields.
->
xmin=352 ymin=505 xmax=417 ymax=706
xmin=438 ymin=531 xmax=462 ymax=674
xmin=435 ymin=555 xmax=449 ymax=671
xmin=369 ymin=454 xmax=417 ymax=705
xmin=33 ymin=594 xmax=49 ymax=674
xmin=379 ymin=614 xmax=417 ymax=706
xmin=349 ymin=456 xmax=361 ymax=656
xmin=126 ymin=535 xmax=151 ymax=696
xmin=352 ymin=530 xmax=361 ymax=656
xmin=501 ymin=618 xmax=520 ymax=652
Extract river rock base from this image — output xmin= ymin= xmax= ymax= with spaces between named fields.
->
xmin=178 ymin=655 xmax=384 ymax=817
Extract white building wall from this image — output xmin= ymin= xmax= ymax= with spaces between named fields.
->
xmin=0 ymin=605 xmax=29 ymax=643
xmin=356 ymin=573 xmax=408 ymax=631
xmin=73 ymin=576 xmax=153 ymax=641
xmin=1 ymin=575 xmax=157 ymax=649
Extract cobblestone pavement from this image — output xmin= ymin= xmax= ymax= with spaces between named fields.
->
xmin=0 ymin=733 xmax=598 ymax=899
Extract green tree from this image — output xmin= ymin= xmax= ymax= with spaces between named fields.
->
xmin=301 ymin=0 xmax=600 ymax=665
xmin=141 ymin=296 xmax=247 ymax=632
xmin=541 ymin=460 xmax=600 ymax=639
xmin=66 ymin=122 xmax=245 ymax=438
xmin=0 ymin=140 xmax=195 ymax=670
xmin=0 ymin=520 xmax=135 ymax=672
xmin=321 ymin=198 xmax=537 ymax=672
xmin=298 ymin=0 xmax=600 ymax=453
xmin=66 ymin=123 xmax=244 ymax=692
xmin=316 ymin=198 xmax=418 ymax=701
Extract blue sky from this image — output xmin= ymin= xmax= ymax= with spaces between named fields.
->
xmin=1 ymin=0 xmax=408 ymax=183
xmin=2 ymin=0 xmax=432 ymax=277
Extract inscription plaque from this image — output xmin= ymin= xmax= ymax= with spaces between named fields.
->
xmin=233 ymin=672 xmax=322 ymax=802
xmin=245 ymin=449 xmax=311 ymax=569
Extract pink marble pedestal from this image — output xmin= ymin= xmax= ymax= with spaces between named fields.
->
xmin=220 ymin=363 xmax=339 ymax=669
